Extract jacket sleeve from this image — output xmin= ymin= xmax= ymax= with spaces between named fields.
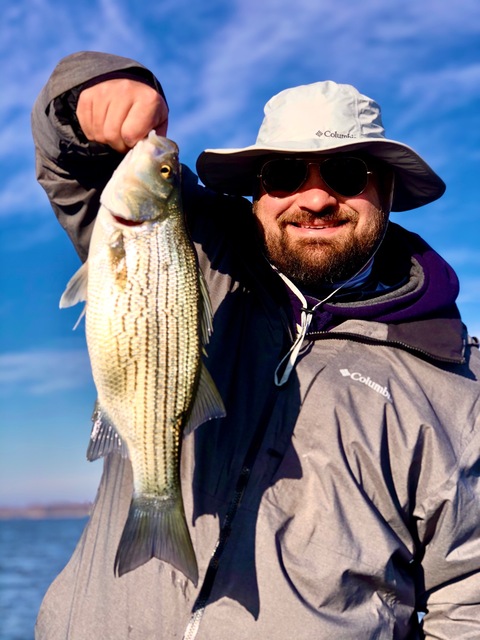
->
xmin=31 ymin=51 xmax=166 ymax=261
xmin=418 ymin=429 xmax=480 ymax=639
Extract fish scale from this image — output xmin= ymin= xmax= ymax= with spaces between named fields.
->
xmin=60 ymin=133 xmax=225 ymax=584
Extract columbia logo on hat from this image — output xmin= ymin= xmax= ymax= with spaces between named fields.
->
xmin=316 ymin=130 xmax=356 ymax=140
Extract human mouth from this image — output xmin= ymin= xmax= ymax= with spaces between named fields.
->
xmin=293 ymin=220 xmax=346 ymax=229
xmin=288 ymin=218 xmax=349 ymax=233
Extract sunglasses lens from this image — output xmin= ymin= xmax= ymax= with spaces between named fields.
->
xmin=261 ymin=159 xmax=307 ymax=197
xmin=260 ymin=157 xmax=370 ymax=198
xmin=320 ymin=157 xmax=369 ymax=197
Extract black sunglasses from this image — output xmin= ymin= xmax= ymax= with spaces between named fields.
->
xmin=258 ymin=156 xmax=373 ymax=198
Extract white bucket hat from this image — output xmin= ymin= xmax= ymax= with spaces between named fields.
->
xmin=196 ymin=81 xmax=445 ymax=211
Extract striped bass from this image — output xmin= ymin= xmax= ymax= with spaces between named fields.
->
xmin=60 ymin=133 xmax=225 ymax=584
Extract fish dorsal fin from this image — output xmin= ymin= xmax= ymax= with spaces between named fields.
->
xmin=184 ymin=363 xmax=226 ymax=435
xmin=87 ymin=401 xmax=128 ymax=461
xmin=59 ymin=261 xmax=89 ymax=308
xmin=199 ymin=270 xmax=213 ymax=346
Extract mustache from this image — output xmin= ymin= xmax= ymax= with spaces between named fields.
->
xmin=278 ymin=207 xmax=356 ymax=227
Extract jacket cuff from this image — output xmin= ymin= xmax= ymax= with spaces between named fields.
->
xmin=42 ymin=51 xmax=165 ymax=104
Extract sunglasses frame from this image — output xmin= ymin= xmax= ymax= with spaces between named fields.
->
xmin=258 ymin=155 xmax=373 ymax=199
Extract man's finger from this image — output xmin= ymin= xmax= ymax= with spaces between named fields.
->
xmin=121 ymin=96 xmax=169 ymax=148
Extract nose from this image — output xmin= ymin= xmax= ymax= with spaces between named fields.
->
xmin=295 ymin=164 xmax=338 ymax=211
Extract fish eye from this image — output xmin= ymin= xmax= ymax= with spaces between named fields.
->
xmin=160 ymin=164 xmax=172 ymax=179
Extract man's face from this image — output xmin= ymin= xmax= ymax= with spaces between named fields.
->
xmin=252 ymin=155 xmax=390 ymax=292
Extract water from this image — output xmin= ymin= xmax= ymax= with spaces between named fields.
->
xmin=0 ymin=518 xmax=87 ymax=640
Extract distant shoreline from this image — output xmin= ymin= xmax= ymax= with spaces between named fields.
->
xmin=0 ymin=503 xmax=92 ymax=520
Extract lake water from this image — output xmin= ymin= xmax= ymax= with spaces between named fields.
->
xmin=0 ymin=518 xmax=87 ymax=640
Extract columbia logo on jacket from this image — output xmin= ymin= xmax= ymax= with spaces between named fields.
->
xmin=340 ymin=368 xmax=392 ymax=402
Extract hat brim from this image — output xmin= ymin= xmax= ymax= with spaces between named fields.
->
xmin=196 ymin=138 xmax=445 ymax=211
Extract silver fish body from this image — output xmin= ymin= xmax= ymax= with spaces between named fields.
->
xmin=60 ymin=133 xmax=225 ymax=584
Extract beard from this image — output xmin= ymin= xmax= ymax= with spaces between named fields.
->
xmin=255 ymin=205 xmax=388 ymax=293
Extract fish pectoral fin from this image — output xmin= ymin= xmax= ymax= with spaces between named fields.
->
xmin=184 ymin=363 xmax=226 ymax=435
xmin=87 ymin=401 xmax=128 ymax=461
xmin=59 ymin=261 xmax=89 ymax=308
xmin=114 ymin=495 xmax=198 ymax=585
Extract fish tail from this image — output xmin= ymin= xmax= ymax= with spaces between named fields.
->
xmin=114 ymin=495 xmax=198 ymax=585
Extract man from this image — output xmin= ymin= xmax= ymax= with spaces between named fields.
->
xmin=32 ymin=52 xmax=480 ymax=639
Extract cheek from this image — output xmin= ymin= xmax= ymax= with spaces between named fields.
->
xmin=252 ymin=200 xmax=269 ymax=240
xmin=253 ymin=195 xmax=291 ymax=227
xmin=351 ymin=185 xmax=382 ymax=211
xmin=361 ymin=178 xmax=386 ymax=212
xmin=356 ymin=208 xmax=388 ymax=243
xmin=349 ymin=190 xmax=385 ymax=231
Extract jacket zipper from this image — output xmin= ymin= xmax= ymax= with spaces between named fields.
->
xmin=306 ymin=330 xmax=466 ymax=365
xmin=182 ymin=385 xmax=279 ymax=640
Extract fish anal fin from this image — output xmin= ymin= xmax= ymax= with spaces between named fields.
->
xmin=114 ymin=495 xmax=198 ymax=585
xmin=184 ymin=363 xmax=226 ymax=436
xmin=87 ymin=401 xmax=127 ymax=461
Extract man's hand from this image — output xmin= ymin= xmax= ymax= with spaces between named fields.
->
xmin=77 ymin=78 xmax=169 ymax=153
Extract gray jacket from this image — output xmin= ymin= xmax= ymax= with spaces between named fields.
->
xmin=32 ymin=52 xmax=480 ymax=640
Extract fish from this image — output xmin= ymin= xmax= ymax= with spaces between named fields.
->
xmin=59 ymin=132 xmax=225 ymax=585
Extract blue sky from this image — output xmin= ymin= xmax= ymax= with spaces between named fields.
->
xmin=1 ymin=0 xmax=479 ymax=507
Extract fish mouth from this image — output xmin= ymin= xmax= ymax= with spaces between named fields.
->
xmin=112 ymin=214 xmax=144 ymax=227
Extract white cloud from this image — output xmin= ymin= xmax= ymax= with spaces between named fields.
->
xmin=0 ymin=167 xmax=47 ymax=216
xmin=395 ymin=63 xmax=480 ymax=133
xmin=1 ymin=0 xmax=159 ymax=121
xmin=0 ymin=347 xmax=92 ymax=395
